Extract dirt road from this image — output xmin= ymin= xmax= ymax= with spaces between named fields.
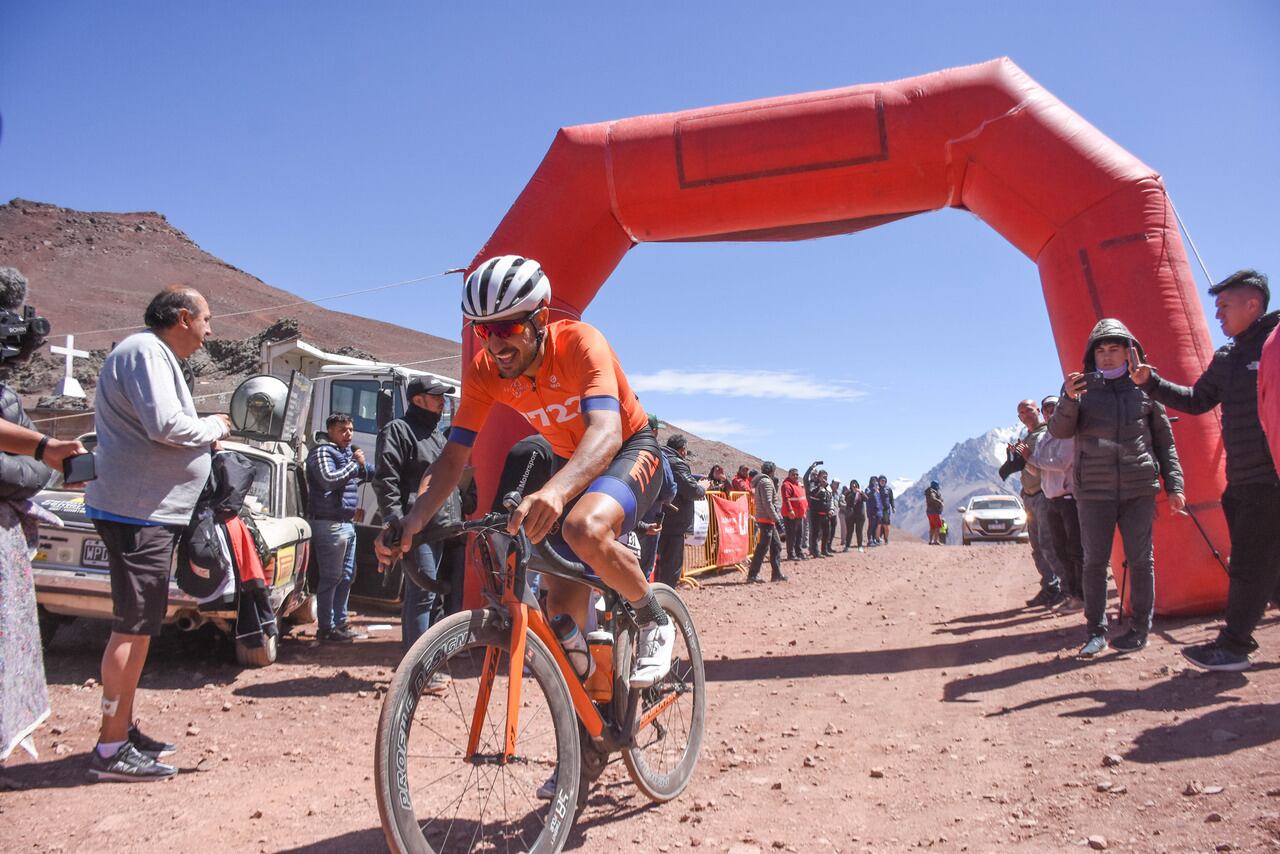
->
xmin=5 ymin=541 xmax=1280 ymax=852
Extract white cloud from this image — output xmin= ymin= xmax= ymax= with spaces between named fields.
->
xmin=631 ymin=369 xmax=866 ymax=401
xmin=666 ymin=418 xmax=752 ymax=440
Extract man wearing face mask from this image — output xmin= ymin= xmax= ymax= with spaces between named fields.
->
xmin=373 ymin=377 xmax=463 ymax=659
xmin=1131 ymin=270 xmax=1279 ymax=671
xmin=1050 ymin=318 xmax=1185 ymax=658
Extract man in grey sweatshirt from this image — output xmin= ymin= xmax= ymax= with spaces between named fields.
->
xmin=85 ymin=286 xmax=230 ymax=782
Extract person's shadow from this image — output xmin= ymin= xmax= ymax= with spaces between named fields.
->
xmin=1127 ymin=699 xmax=1280 ymax=763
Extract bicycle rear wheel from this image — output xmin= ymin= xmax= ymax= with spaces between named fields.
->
xmin=375 ymin=608 xmax=581 ymax=853
xmin=621 ymin=584 xmax=706 ymax=802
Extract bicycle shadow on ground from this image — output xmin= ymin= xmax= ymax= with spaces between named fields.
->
xmin=275 ymin=827 xmax=387 ymax=853
xmin=566 ymin=779 xmax=662 ymax=850
xmin=703 ymin=624 xmax=1076 ymax=683
xmin=1127 ymin=700 xmax=1280 ymax=764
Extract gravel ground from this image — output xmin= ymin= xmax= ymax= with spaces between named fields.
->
xmin=4 ymin=540 xmax=1280 ymax=853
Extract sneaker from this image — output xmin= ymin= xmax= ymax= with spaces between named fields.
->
xmin=1078 ymin=635 xmax=1108 ymax=658
xmin=536 ymin=771 xmax=557 ymax=801
xmin=423 ymin=671 xmax=452 ymax=697
xmin=1054 ymin=596 xmax=1085 ymax=614
xmin=770 ymin=573 xmax=789 ymax=582
xmin=746 ymin=575 xmax=765 ymax=584
xmin=1110 ymin=628 xmax=1148 ymax=654
xmin=88 ymin=742 xmax=177 ymax=783
xmin=630 ymin=621 xmax=676 ymax=688
xmin=1182 ymin=641 xmax=1252 ymax=672
xmin=319 ymin=627 xmax=354 ymax=643
xmin=128 ymin=722 xmax=176 ymax=759
xmin=332 ymin=624 xmax=367 ymax=640
xmin=1042 ymin=590 xmax=1066 ymax=609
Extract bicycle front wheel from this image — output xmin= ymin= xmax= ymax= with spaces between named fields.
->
xmin=621 ymin=583 xmax=707 ymax=802
xmin=375 ymin=608 xmax=582 ymax=854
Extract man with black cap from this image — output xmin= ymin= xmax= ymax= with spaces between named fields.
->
xmin=373 ymin=376 xmax=464 ymax=660
xmin=655 ymin=434 xmax=704 ymax=588
xmin=1131 ymin=269 xmax=1280 ymax=671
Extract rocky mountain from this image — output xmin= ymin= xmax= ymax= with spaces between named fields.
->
xmin=0 ymin=198 xmax=465 ymax=395
xmin=0 ymin=198 xmax=771 ymax=467
xmin=893 ymin=426 xmax=1024 ymax=543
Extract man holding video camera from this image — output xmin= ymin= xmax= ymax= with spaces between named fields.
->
xmin=85 ymin=286 xmax=231 ymax=782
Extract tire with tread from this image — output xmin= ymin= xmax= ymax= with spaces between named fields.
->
xmin=621 ymin=583 xmax=706 ymax=803
xmin=375 ymin=608 xmax=581 ymax=854
xmin=234 ymin=632 xmax=278 ymax=667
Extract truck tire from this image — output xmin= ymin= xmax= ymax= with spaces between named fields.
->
xmin=284 ymin=595 xmax=318 ymax=627
xmin=234 ymin=633 xmax=278 ymax=668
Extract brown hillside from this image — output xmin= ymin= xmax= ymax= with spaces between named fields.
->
xmin=0 ymin=199 xmax=463 ymax=378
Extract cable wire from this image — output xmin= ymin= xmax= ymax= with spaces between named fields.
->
xmin=63 ymin=267 xmax=466 ymax=340
xmin=1168 ymin=195 xmax=1215 ymax=287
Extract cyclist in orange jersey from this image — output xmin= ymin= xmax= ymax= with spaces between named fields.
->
xmin=374 ymin=255 xmax=675 ymax=687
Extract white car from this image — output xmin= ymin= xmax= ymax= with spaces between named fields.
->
xmin=32 ymin=436 xmax=314 ymax=667
xmin=960 ymin=494 xmax=1029 ymax=545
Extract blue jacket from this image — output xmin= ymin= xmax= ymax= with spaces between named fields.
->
xmin=865 ymin=486 xmax=882 ymax=518
xmin=306 ymin=443 xmax=373 ymax=522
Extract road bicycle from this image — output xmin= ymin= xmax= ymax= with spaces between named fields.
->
xmin=374 ymin=493 xmax=706 ymax=853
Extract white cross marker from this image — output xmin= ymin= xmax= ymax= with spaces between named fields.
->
xmin=50 ymin=334 xmax=90 ymax=399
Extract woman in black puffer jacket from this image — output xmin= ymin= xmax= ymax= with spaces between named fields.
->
xmin=1049 ymin=318 xmax=1185 ymax=659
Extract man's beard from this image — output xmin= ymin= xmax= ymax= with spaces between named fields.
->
xmin=495 ymin=346 xmax=535 ymax=379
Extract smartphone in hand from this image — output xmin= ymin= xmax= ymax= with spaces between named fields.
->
xmin=62 ymin=452 xmax=97 ymax=484
xmin=1082 ymin=371 xmax=1107 ymax=393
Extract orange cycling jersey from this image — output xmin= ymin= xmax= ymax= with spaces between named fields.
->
xmin=449 ymin=319 xmax=650 ymax=459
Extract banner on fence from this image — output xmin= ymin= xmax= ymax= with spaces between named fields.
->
xmin=685 ymin=498 xmax=710 ymax=546
xmin=711 ymin=493 xmax=751 ymax=565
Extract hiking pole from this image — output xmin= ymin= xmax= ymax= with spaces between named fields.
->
xmin=1184 ymin=505 xmax=1230 ymax=576
xmin=1116 ymin=559 xmax=1129 ymax=626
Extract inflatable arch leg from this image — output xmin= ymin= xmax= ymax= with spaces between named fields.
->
xmin=463 ymin=57 xmax=1229 ymax=616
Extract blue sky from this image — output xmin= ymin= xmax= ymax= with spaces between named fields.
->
xmin=3 ymin=2 xmax=1278 ymax=484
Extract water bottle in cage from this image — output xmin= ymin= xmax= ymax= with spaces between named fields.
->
xmin=551 ymin=613 xmax=593 ymax=679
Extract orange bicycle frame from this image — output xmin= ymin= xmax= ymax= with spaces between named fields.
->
xmin=464 ymin=538 xmax=609 ymax=765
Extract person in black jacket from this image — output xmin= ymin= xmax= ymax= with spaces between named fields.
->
xmin=1131 ymin=270 xmax=1280 ymax=671
xmin=655 ymin=434 xmax=704 ymax=588
xmin=1050 ymin=318 xmax=1184 ymax=658
xmin=373 ymin=377 xmax=463 ymax=654
xmin=806 ymin=467 xmax=834 ymax=557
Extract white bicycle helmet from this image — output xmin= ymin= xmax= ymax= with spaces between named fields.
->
xmin=462 ymin=255 xmax=551 ymax=322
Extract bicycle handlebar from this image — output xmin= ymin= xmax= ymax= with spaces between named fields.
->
xmin=400 ymin=490 xmax=592 ymax=578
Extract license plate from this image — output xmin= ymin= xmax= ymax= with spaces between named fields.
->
xmin=81 ymin=538 xmax=111 ymax=568
xmin=988 ymin=521 xmax=1008 ymax=531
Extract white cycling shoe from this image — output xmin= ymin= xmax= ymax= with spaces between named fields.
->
xmin=629 ymin=620 xmax=676 ymax=688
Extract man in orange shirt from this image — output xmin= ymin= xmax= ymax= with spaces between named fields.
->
xmin=376 ymin=255 xmax=675 ymax=687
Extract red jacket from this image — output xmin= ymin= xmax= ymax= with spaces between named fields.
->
xmin=730 ymin=475 xmax=752 ymax=493
xmin=1262 ymin=324 xmax=1280 ymax=474
xmin=780 ymin=479 xmax=808 ymax=519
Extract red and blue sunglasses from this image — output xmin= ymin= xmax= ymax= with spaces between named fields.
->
xmin=472 ymin=309 xmax=541 ymax=341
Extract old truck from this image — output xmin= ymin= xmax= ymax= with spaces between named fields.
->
xmin=32 ymin=335 xmax=461 ymax=664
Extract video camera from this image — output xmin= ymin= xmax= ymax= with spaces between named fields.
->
xmin=0 ymin=304 xmax=51 ymax=363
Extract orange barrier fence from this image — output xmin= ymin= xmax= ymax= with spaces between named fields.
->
xmin=678 ymin=491 xmax=758 ymax=588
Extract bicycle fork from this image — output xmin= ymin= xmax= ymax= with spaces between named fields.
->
xmin=464 ymin=602 xmax=610 ymax=765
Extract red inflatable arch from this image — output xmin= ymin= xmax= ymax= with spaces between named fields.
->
xmin=463 ymin=57 xmax=1229 ymax=616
